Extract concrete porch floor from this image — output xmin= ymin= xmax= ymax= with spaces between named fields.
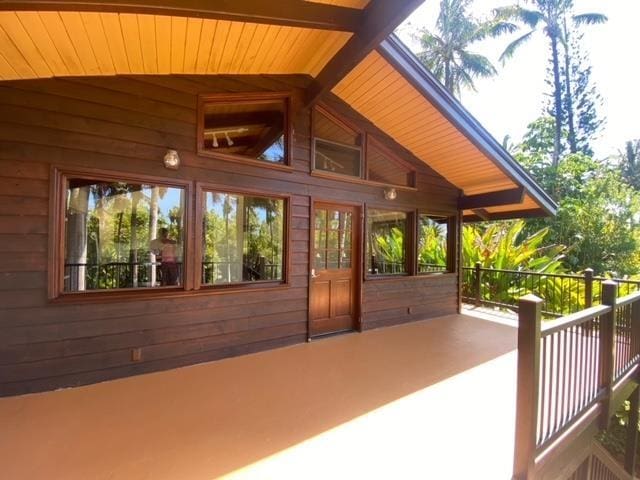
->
xmin=0 ymin=314 xmax=518 ymax=480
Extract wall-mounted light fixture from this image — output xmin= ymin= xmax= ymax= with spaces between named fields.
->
xmin=163 ymin=149 xmax=180 ymax=170
xmin=383 ymin=187 xmax=397 ymax=201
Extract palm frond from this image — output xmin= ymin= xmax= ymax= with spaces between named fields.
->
xmin=499 ymin=30 xmax=535 ymax=64
xmin=458 ymin=51 xmax=497 ymax=78
xmin=572 ymin=13 xmax=608 ymax=25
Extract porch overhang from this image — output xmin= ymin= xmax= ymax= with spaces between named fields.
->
xmin=0 ymin=0 xmax=556 ymax=220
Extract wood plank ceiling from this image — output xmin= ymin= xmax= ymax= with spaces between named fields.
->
xmin=0 ymin=11 xmax=351 ymax=79
xmin=306 ymin=0 xmax=370 ymax=8
xmin=332 ymin=50 xmax=540 ymax=215
xmin=0 ymin=3 xmax=548 ymax=217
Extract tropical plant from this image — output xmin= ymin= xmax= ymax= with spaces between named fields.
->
xmin=374 ymin=227 xmax=405 ymax=274
xmin=498 ymin=0 xmax=607 ymax=167
xmin=418 ymin=222 xmax=447 ymax=268
xmin=415 ymin=0 xmax=516 ymax=97
xmin=462 ymin=220 xmax=579 ymax=315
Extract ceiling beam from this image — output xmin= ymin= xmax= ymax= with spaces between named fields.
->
xmin=459 ymin=187 xmax=525 ymax=210
xmin=303 ymin=0 xmax=424 ymax=107
xmin=0 ymin=0 xmax=361 ymax=31
xmin=463 ymin=208 xmax=549 ymax=223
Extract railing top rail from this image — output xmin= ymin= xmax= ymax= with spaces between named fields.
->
xmin=541 ymin=304 xmax=611 ymax=337
xmin=616 ymin=290 xmax=640 ymax=308
xmin=462 ymin=266 xmax=584 ymax=279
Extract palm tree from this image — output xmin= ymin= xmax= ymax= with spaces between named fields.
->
xmin=498 ymin=0 xmax=607 ymax=168
xmin=415 ymin=0 xmax=516 ymax=98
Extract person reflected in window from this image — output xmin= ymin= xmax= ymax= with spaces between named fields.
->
xmin=150 ymin=227 xmax=179 ymax=286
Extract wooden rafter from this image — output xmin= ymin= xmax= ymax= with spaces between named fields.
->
xmin=303 ymin=0 xmax=424 ymax=107
xmin=458 ymin=187 xmax=525 ymax=210
xmin=0 ymin=0 xmax=361 ymax=31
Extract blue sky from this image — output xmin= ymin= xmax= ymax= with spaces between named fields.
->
xmin=398 ymin=0 xmax=639 ymax=160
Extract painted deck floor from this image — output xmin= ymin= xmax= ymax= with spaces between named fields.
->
xmin=0 ymin=314 xmax=518 ymax=480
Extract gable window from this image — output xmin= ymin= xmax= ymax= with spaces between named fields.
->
xmin=418 ymin=214 xmax=450 ymax=274
xmin=198 ymin=93 xmax=289 ymax=166
xmin=313 ymin=107 xmax=362 ymax=178
xmin=63 ymin=178 xmax=185 ymax=292
xmin=366 ymin=209 xmax=408 ymax=276
xmin=366 ymin=137 xmax=415 ymax=188
xmin=201 ymin=191 xmax=286 ymax=286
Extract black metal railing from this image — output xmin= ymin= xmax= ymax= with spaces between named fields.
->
xmin=462 ymin=263 xmax=640 ymax=318
xmin=201 ymin=260 xmax=281 ymax=284
xmin=64 ymin=262 xmax=183 ymax=291
xmin=418 ymin=262 xmax=448 ymax=273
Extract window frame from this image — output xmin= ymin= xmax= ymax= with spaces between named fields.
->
xmin=197 ymin=91 xmax=293 ymax=172
xmin=195 ymin=182 xmax=290 ymax=291
xmin=49 ymin=167 xmax=193 ymax=300
xmin=311 ymin=105 xmax=417 ymax=190
xmin=311 ymin=105 xmax=363 ymax=180
xmin=416 ymin=213 xmax=455 ymax=275
xmin=364 ymin=205 xmax=415 ymax=279
xmin=365 ymin=135 xmax=417 ymax=189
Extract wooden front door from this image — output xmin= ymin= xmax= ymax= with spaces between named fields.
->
xmin=310 ymin=203 xmax=359 ymax=336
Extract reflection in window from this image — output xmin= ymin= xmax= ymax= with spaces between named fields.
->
xmin=367 ymin=139 xmax=414 ymax=187
xmin=314 ymin=208 xmax=352 ymax=270
xmin=418 ymin=215 xmax=449 ymax=273
xmin=313 ymin=108 xmax=362 ymax=178
xmin=64 ymin=180 xmax=185 ymax=292
xmin=367 ymin=209 xmax=407 ymax=275
xmin=202 ymin=192 xmax=284 ymax=285
xmin=201 ymin=98 xmax=286 ymax=163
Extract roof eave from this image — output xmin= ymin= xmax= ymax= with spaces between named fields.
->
xmin=376 ymin=33 xmax=557 ymax=217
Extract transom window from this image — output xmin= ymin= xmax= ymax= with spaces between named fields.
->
xmin=198 ymin=93 xmax=289 ymax=165
xmin=64 ymin=178 xmax=185 ymax=292
xmin=366 ymin=137 xmax=415 ymax=188
xmin=313 ymin=107 xmax=362 ymax=178
xmin=312 ymin=106 xmax=415 ymax=187
xmin=202 ymin=191 xmax=285 ymax=285
xmin=366 ymin=209 xmax=408 ymax=275
xmin=418 ymin=215 xmax=450 ymax=273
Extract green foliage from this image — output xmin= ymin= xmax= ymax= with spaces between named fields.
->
xmin=418 ymin=222 xmax=447 ymax=267
xmin=374 ymin=227 xmax=405 ymax=265
xmin=462 ymin=221 xmax=578 ymax=313
xmin=520 ymin=149 xmax=640 ymax=275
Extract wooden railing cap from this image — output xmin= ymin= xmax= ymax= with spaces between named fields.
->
xmin=519 ymin=293 xmax=544 ymax=304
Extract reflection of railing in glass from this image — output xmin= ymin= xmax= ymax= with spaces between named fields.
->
xmin=202 ymin=260 xmax=281 ymax=285
xmin=64 ymin=262 xmax=183 ymax=291
xmin=418 ymin=263 xmax=448 ymax=273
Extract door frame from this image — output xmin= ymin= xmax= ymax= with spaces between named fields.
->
xmin=307 ymin=198 xmax=363 ymax=339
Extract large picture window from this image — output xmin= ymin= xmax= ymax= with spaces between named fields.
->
xmin=418 ymin=214 xmax=450 ymax=273
xmin=366 ymin=209 xmax=408 ymax=275
xmin=64 ymin=179 xmax=185 ymax=292
xmin=202 ymin=191 xmax=285 ymax=285
xmin=198 ymin=93 xmax=289 ymax=165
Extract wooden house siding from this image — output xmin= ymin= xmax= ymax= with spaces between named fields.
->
xmin=0 ymin=74 xmax=459 ymax=396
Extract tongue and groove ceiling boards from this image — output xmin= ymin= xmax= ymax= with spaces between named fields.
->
xmin=0 ymin=0 xmax=555 ymax=219
xmin=0 ymin=12 xmax=352 ymax=78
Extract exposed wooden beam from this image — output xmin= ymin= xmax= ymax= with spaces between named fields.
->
xmin=458 ymin=187 xmax=525 ymax=210
xmin=471 ymin=209 xmax=490 ymax=221
xmin=303 ymin=0 xmax=424 ymax=107
xmin=0 ymin=0 xmax=361 ymax=31
xmin=463 ymin=208 xmax=549 ymax=223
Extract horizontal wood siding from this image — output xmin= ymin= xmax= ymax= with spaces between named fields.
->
xmin=362 ymin=274 xmax=458 ymax=330
xmin=0 ymin=74 xmax=459 ymax=396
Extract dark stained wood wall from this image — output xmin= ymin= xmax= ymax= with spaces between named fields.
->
xmin=0 ymin=74 xmax=460 ymax=396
